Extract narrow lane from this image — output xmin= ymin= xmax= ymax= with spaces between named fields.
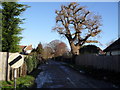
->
xmin=35 ymin=60 xmax=115 ymax=88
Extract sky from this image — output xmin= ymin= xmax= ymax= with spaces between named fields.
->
xmin=18 ymin=1 xmax=119 ymax=50
xmin=3 ymin=0 xmax=120 ymax=2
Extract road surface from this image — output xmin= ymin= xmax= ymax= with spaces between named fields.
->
xmin=35 ymin=60 xmax=116 ymax=88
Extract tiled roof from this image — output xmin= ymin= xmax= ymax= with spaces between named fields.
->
xmin=19 ymin=45 xmax=26 ymax=50
xmin=24 ymin=45 xmax=32 ymax=50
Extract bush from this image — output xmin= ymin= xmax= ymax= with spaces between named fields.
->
xmin=25 ymin=52 xmax=40 ymax=74
xmin=25 ymin=56 xmax=33 ymax=74
xmin=32 ymin=53 xmax=39 ymax=69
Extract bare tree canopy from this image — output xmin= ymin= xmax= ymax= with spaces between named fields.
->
xmin=43 ymin=46 xmax=53 ymax=59
xmin=53 ymin=2 xmax=102 ymax=55
xmin=42 ymin=40 xmax=68 ymax=59
xmin=48 ymin=40 xmax=68 ymax=57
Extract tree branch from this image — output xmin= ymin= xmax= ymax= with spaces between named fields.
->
xmin=85 ymin=40 xmax=98 ymax=43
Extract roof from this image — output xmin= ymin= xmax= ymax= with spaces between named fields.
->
xmin=19 ymin=45 xmax=32 ymax=50
xmin=24 ymin=45 xmax=32 ymax=50
xmin=103 ymin=38 xmax=120 ymax=52
xmin=19 ymin=45 xmax=26 ymax=50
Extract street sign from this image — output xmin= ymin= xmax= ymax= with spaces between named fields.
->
xmin=8 ymin=53 xmax=24 ymax=69
xmin=8 ymin=53 xmax=24 ymax=89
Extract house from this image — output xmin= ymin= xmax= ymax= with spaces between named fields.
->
xmin=19 ymin=45 xmax=33 ymax=55
xmin=103 ymin=38 xmax=120 ymax=56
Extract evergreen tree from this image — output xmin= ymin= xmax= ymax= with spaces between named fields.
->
xmin=36 ymin=42 xmax=43 ymax=54
xmin=1 ymin=2 xmax=30 ymax=52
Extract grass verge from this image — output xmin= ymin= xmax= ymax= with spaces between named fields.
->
xmin=0 ymin=66 xmax=42 ymax=88
xmin=0 ymin=75 xmax=34 ymax=88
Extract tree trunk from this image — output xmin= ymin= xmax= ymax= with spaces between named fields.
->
xmin=69 ymin=42 xmax=80 ymax=64
xmin=70 ymin=43 xmax=80 ymax=55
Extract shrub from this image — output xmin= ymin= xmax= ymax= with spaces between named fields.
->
xmin=32 ymin=53 xmax=38 ymax=69
xmin=25 ymin=52 xmax=39 ymax=74
xmin=25 ymin=56 xmax=34 ymax=74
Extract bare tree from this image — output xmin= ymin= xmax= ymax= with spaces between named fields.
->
xmin=48 ymin=40 xmax=68 ymax=57
xmin=53 ymin=2 xmax=102 ymax=55
xmin=48 ymin=40 xmax=61 ymax=54
xmin=43 ymin=46 xmax=53 ymax=59
xmin=56 ymin=42 xmax=68 ymax=56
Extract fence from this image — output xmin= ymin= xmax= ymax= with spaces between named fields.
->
xmin=75 ymin=54 xmax=120 ymax=72
xmin=0 ymin=52 xmax=27 ymax=81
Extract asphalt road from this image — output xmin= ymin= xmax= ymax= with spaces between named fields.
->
xmin=35 ymin=60 xmax=115 ymax=88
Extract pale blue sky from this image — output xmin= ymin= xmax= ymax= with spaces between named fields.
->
xmin=19 ymin=2 xmax=118 ymax=50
